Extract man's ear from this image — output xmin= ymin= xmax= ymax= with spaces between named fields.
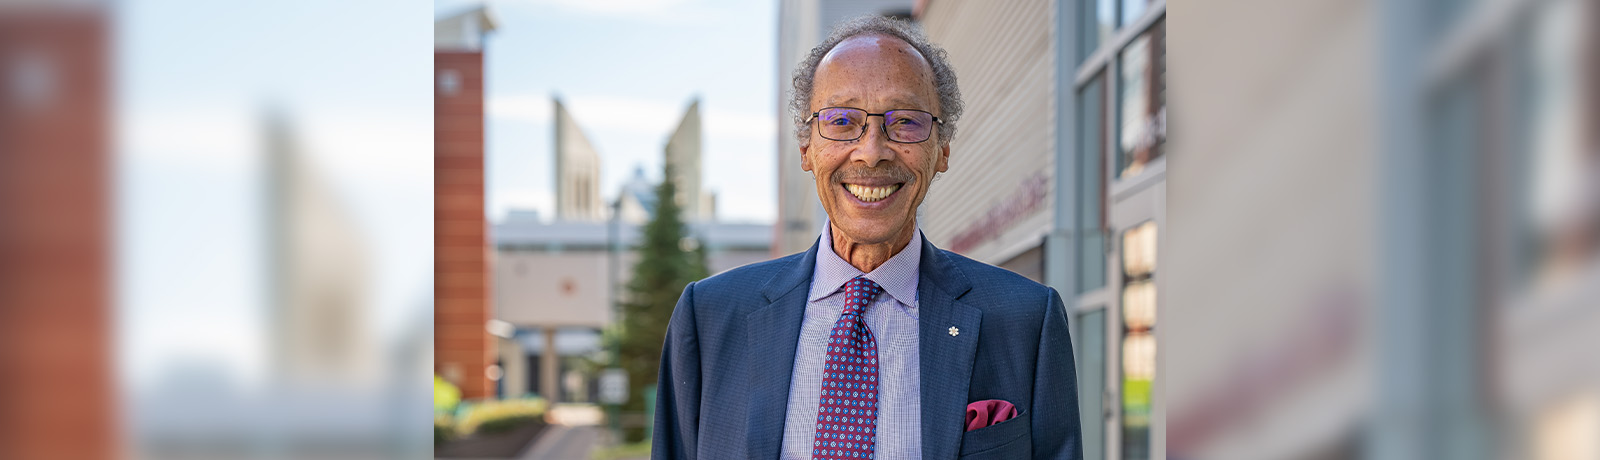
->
xmin=935 ymin=143 xmax=950 ymax=173
xmin=800 ymin=142 xmax=814 ymax=172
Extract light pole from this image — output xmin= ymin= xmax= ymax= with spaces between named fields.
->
xmin=605 ymin=197 xmax=624 ymax=440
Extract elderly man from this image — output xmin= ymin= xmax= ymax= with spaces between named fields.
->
xmin=653 ymin=16 xmax=1081 ymax=460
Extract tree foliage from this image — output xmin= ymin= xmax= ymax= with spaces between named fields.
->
xmin=615 ymin=164 xmax=707 ymax=433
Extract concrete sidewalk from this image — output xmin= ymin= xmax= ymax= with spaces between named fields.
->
xmin=519 ymin=425 xmax=603 ymax=460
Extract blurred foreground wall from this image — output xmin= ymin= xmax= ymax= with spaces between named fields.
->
xmin=920 ymin=2 xmax=1171 ymax=460
xmin=0 ymin=5 xmax=113 ymax=459
xmin=1167 ymin=0 xmax=1600 ymax=459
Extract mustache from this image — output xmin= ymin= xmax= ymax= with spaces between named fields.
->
xmin=831 ymin=165 xmax=916 ymax=184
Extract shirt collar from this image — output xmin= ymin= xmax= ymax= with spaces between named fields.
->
xmin=809 ymin=221 xmax=922 ymax=306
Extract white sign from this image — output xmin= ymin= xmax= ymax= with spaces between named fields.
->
xmin=599 ymin=368 xmax=628 ymax=405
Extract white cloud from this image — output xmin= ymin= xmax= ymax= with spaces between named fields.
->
xmin=561 ymin=95 xmax=684 ymax=137
xmin=491 ymin=188 xmax=554 ymax=222
xmin=488 ymin=93 xmax=554 ymax=125
xmin=300 ymin=111 xmax=433 ymax=184
xmin=491 ymin=0 xmax=727 ymax=25
xmin=119 ymin=106 xmax=432 ymax=186
xmin=525 ymin=0 xmax=692 ymax=15
xmin=552 ymin=96 xmax=773 ymax=141
xmin=704 ymin=108 xmax=777 ymax=140
xmin=713 ymin=185 xmax=777 ymax=223
xmin=122 ymin=313 xmax=267 ymax=389
xmin=120 ymin=106 xmax=257 ymax=167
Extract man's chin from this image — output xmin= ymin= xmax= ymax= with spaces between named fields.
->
xmin=831 ymin=220 xmax=912 ymax=247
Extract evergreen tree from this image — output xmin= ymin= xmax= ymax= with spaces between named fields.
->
xmin=615 ymin=163 xmax=707 ymax=439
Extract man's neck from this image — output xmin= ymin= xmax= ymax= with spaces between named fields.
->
xmin=829 ymin=222 xmax=917 ymax=274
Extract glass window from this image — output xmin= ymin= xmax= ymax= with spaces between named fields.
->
xmin=1426 ymin=0 xmax=1476 ymax=40
xmin=1120 ymin=0 xmax=1149 ymax=27
xmin=1077 ymin=74 xmax=1107 ymax=293
xmin=1518 ymin=0 xmax=1593 ymax=288
xmin=1079 ymin=0 xmax=1116 ymax=64
xmin=1120 ymin=221 xmax=1157 ymax=460
xmin=1117 ymin=20 xmax=1166 ymax=179
xmin=1077 ymin=309 xmax=1107 ymax=460
xmin=438 ymin=69 xmax=461 ymax=95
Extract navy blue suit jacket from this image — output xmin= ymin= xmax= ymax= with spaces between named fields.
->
xmin=652 ymin=236 xmax=1083 ymax=459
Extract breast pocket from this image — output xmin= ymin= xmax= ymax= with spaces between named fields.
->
xmin=957 ymin=409 xmax=1030 ymax=459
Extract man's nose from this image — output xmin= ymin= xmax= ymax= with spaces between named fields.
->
xmin=852 ymin=121 xmax=896 ymax=168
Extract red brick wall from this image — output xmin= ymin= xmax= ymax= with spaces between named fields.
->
xmin=0 ymin=10 xmax=114 ymax=459
xmin=434 ymin=51 xmax=494 ymax=400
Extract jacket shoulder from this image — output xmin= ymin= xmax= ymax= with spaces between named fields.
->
xmin=699 ymin=251 xmax=801 ymax=287
xmin=688 ymin=251 xmax=808 ymax=306
xmin=943 ymin=249 xmax=1051 ymax=291
xmin=936 ymin=248 xmax=1057 ymax=313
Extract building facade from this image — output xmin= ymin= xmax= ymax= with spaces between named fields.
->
xmin=264 ymin=110 xmax=376 ymax=388
xmin=665 ymin=99 xmax=716 ymax=222
xmin=913 ymin=1 xmax=1167 ymax=459
xmin=491 ymin=217 xmax=772 ymax=401
xmin=496 ymin=91 xmax=748 ymax=400
xmin=434 ymin=6 xmax=497 ymax=400
xmin=1050 ymin=1 xmax=1166 ymax=459
xmin=918 ymin=0 xmax=1060 ymax=280
xmin=0 ymin=7 xmax=113 ymax=459
xmin=555 ymin=98 xmax=607 ymax=222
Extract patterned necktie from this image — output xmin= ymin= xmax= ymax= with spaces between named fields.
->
xmin=812 ymin=276 xmax=883 ymax=460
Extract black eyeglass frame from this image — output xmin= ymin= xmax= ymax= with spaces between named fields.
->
xmin=804 ymin=106 xmax=945 ymax=144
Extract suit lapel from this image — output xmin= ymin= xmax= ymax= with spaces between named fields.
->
xmin=744 ymin=242 xmax=819 ymax=459
xmin=917 ymin=237 xmax=981 ymax=460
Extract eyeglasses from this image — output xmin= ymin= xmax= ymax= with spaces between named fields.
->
xmin=805 ymin=107 xmax=944 ymax=144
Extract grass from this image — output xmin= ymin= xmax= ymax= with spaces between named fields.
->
xmin=590 ymin=441 xmax=651 ymax=460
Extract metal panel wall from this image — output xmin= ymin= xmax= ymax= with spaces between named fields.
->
xmin=919 ymin=0 xmax=1057 ymax=264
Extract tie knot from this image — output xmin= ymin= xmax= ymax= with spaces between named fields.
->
xmin=842 ymin=276 xmax=883 ymax=314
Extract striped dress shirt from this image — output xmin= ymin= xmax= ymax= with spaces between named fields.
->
xmin=780 ymin=224 xmax=922 ymax=459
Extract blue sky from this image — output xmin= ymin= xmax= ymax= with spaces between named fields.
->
xmin=434 ymin=0 xmax=779 ymax=224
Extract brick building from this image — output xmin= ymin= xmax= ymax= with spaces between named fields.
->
xmin=0 ymin=6 xmax=114 ymax=459
xmin=434 ymin=6 xmax=497 ymax=400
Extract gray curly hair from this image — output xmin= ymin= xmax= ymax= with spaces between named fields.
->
xmin=790 ymin=15 xmax=963 ymax=148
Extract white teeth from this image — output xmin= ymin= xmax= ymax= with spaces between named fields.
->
xmin=844 ymin=183 xmax=902 ymax=202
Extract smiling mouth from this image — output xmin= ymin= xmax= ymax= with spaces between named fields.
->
xmin=843 ymin=183 xmax=903 ymax=202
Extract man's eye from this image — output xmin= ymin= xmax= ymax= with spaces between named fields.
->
xmin=826 ymin=117 xmax=852 ymax=126
xmin=891 ymin=117 xmax=920 ymax=126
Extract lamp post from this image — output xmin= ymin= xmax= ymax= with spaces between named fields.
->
xmin=604 ymin=197 xmax=624 ymax=440
xmin=609 ymin=198 xmax=622 ymax=357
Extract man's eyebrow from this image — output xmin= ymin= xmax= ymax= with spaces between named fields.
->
xmin=822 ymin=96 xmax=860 ymax=107
xmin=821 ymin=95 xmax=929 ymax=110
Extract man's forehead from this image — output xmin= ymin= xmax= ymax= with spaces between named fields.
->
xmin=813 ymin=34 xmax=937 ymax=109
xmin=820 ymin=33 xmax=933 ymax=73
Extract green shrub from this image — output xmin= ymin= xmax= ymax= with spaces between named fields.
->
xmin=435 ymin=413 xmax=456 ymax=445
xmin=434 ymin=375 xmax=461 ymax=413
xmin=456 ymin=397 xmax=549 ymax=436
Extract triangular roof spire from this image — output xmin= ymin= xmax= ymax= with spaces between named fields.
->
xmin=434 ymin=6 xmax=497 ymax=51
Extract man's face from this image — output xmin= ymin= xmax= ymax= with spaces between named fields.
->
xmin=801 ymin=34 xmax=950 ymax=248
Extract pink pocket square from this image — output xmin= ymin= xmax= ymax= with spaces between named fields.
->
xmin=964 ymin=399 xmax=1018 ymax=432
